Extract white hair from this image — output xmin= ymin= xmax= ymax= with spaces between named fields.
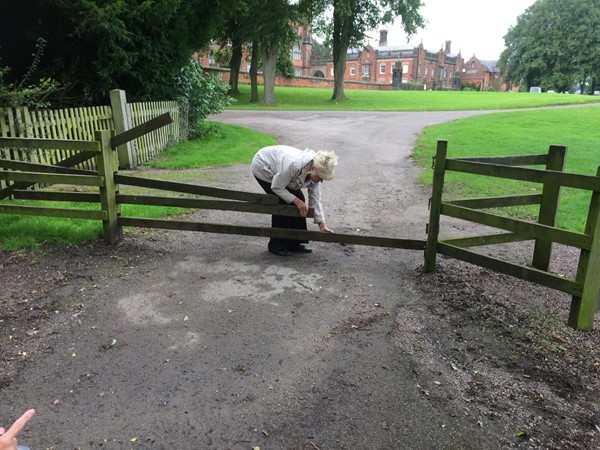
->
xmin=310 ymin=150 xmax=339 ymax=180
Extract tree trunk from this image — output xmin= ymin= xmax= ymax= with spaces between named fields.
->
xmin=331 ymin=8 xmax=350 ymax=101
xmin=229 ymin=41 xmax=243 ymax=95
xmin=261 ymin=40 xmax=278 ymax=105
xmin=250 ymin=40 xmax=259 ymax=103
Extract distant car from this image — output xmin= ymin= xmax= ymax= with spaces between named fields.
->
xmin=529 ymin=87 xmax=542 ymax=93
xmin=547 ymin=90 xmax=556 ymax=93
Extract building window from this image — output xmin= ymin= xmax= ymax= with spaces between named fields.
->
xmin=330 ymin=66 xmax=334 ymax=76
xmin=363 ymin=65 xmax=370 ymax=76
xmin=350 ymin=65 xmax=356 ymax=76
xmin=403 ymin=63 xmax=409 ymax=75
xmin=295 ymin=68 xmax=302 ymax=76
xmin=208 ymin=54 xmax=215 ymax=66
xmin=425 ymin=66 xmax=428 ymax=75
xmin=471 ymin=61 xmax=475 ymax=68
xmin=380 ymin=64 xmax=386 ymax=74
xmin=292 ymin=43 xmax=301 ymax=61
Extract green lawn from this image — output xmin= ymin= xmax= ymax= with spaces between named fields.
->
xmin=144 ymin=121 xmax=276 ymax=169
xmin=413 ymin=106 xmax=600 ymax=232
xmin=230 ymin=84 xmax=600 ymax=111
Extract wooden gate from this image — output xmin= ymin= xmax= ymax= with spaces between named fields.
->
xmin=425 ymin=140 xmax=600 ymax=330
xmin=2 ymin=120 xmax=599 ymax=330
xmin=0 ymin=113 xmax=425 ymax=251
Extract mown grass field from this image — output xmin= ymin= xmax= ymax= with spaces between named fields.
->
xmin=230 ymin=84 xmax=600 ymax=111
xmin=2 ymin=87 xmax=599 ymax=249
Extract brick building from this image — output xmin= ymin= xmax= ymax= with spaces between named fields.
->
xmin=197 ymin=27 xmax=511 ymax=92
xmin=196 ymin=25 xmax=313 ymax=76
xmin=461 ymin=55 xmax=509 ymax=91
xmin=319 ymin=32 xmax=463 ymax=90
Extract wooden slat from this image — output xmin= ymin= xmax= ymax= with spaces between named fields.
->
xmin=437 ymin=242 xmax=582 ymax=296
xmin=0 ymin=137 xmax=100 ymax=153
xmin=0 ymin=204 xmax=106 ymax=220
xmin=110 ymin=112 xmax=173 ymax=149
xmin=0 ymin=171 xmax=104 ymax=187
xmin=569 ymin=166 xmax=600 ymax=330
xmin=448 ymin=194 xmax=542 ymax=209
xmin=0 ymin=158 xmax=97 ymax=175
xmin=446 ymin=159 xmax=600 ymax=191
xmin=0 ymin=151 xmax=98 ymax=199
xmin=13 ymin=190 xmax=100 ymax=202
xmin=118 ymin=217 xmax=427 ymax=250
xmin=117 ymin=194 xmax=315 ymax=218
xmin=115 ymin=174 xmax=278 ymax=204
xmin=454 ymin=154 xmax=549 ymax=165
xmin=441 ymin=232 xmax=530 ymax=248
xmin=441 ymin=202 xmax=592 ymax=250
xmin=425 ymin=140 xmax=447 ymax=271
xmin=533 ymin=145 xmax=567 ymax=270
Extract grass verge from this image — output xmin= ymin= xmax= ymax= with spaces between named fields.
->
xmin=413 ymin=106 xmax=600 ymax=232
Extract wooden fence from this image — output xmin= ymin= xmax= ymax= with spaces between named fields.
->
xmin=425 ymin=140 xmax=600 ymax=331
xmin=1 ymin=131 xmax=598 ymax=330
xmin=0 ymin=89 xmax=181 ymax=192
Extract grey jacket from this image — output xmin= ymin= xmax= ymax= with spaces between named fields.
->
xmin=251 ymin=145 xmax=325 ymax=223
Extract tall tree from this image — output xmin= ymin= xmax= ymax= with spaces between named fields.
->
xmin=255 ymin=0 xmax=301 ymax=105
xmin=306 ymin=0 xmax=424 ymax=100
xmin=499 ymin=0 xmax=600 ymax=93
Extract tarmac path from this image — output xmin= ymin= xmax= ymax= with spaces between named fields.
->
xmin=3 ymin=110 xmax=511 ymax=450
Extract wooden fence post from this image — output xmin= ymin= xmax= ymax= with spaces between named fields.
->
xmin=95 ymin=130 xmax=122 ymax=244
xmin=425 ymin=140 xmax=448 ymax=272
xmin=569 ymin=166 xmax=600 ymax=330
xmin=532 ymin=145 xmax=567 ymax=270
xmin=109 ymin=89 xmax=137 ymax=170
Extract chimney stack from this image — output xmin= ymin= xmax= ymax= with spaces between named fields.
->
xmin=380 ymin=30 xmax=388 ymax=47
xmin=445 ymin=40 xmax=452 ymax=54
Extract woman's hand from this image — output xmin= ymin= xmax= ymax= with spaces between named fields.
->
xmin=292 ymin=197 xmax=308 ymax=217
xmin=0 ymin=409 xmax=35 ymax=450
xmin=319 ymin=222 xmax=333 ymax=233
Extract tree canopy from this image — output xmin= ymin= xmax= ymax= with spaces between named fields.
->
xmin=307 ymin=0 xmax=424 ymax=100
xmin=0 ymin=0 xmax=236 ymax=105
xmin=499 ymin=0 xmax=600 ymax=93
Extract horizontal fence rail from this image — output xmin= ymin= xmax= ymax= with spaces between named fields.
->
xmin=1 ymin=90 xmax=182 ymax=192
xmin=425 ymin=140 xmax=600 ymax=331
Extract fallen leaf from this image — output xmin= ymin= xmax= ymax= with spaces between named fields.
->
xmin=130 ymin=437 xmax=137 ymax=443
xmin=183 ymin=315 xmax=189 ymax=321
xmin=261 ymin=429 xmax=269 ymax=437
xmin=111 ymin=339 xmax=117 ymax=346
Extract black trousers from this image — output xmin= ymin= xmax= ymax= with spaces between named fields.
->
xmin=255 ymin=176 xmax=308 ymax=251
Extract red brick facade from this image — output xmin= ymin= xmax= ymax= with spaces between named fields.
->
xmin=317 ymin=41 xmax=463 ymax=90
xmin=461 ymin=56 xmax=510 ymax=91
xmin=197 ymin=28 xmax=510 ymax=92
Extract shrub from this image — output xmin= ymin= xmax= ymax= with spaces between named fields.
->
xmin=175 ymin=59 xmax=234 ymax=140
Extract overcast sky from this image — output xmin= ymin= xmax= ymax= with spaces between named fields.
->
xmin=367 ymin=0 xmax=538 ymax=61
